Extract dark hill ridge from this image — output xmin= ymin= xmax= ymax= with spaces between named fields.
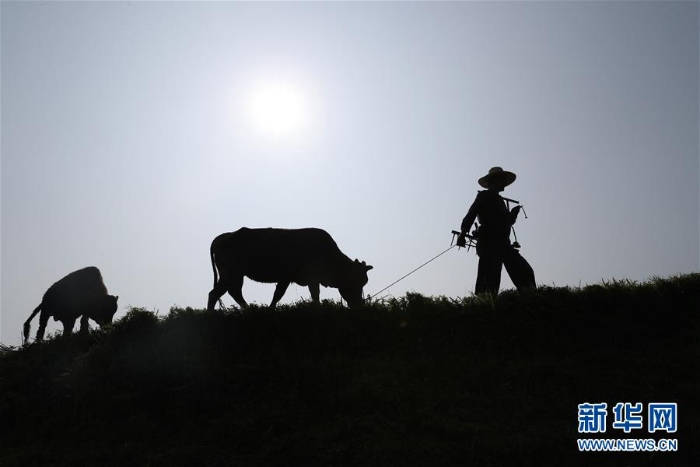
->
xmin=1 ymin=274 xmax=699 ymax=466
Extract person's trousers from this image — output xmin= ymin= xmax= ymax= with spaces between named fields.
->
xmin=475 ymin=244 xmax=506 ymax=295
xmin=475 ymin=243 xmax=537 ymax=295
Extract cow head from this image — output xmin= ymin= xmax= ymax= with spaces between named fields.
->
xmin=338 ymin=259 xmax=373 ymax=307
xmin=94 ymin=294 xmax=119 ymax=326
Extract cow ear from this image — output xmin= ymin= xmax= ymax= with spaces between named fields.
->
xmin=365 ymin=264 xmax=374 ymax=271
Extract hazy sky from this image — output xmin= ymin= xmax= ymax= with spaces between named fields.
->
xmin=2 ymin=1 xmax=698 ymax=345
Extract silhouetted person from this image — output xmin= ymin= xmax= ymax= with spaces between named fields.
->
xmin=457 ymin=167 xmax=534 ymax=295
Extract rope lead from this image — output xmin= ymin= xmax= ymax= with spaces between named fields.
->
xmin=366 ymin=244 xmax=457 ymax=302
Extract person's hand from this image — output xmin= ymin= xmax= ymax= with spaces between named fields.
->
xmin=456 ymin=233 xmax=467 ymax=248
xmin=510 ymin=205 xmax=521 ymax=224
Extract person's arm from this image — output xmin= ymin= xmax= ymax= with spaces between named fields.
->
xmin=459 ymin=192 xmax=483 ymax=238
xmin=509 ymin=205 xmax=521 ymax=225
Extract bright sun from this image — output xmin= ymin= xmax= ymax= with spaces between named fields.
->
xmin=248 ymin=81 xmax=308 ymax=139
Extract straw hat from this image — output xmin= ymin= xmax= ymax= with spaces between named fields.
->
xmin=478 ymin=167 xmax=516 ymax=189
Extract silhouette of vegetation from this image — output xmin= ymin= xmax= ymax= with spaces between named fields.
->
xmin=2 ymin=274 xmax=699 ymax=466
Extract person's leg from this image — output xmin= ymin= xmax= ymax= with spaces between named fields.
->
xmin=504 ymin=246 xmax=536 ymax=290
xmin=475 ymin=247 xmax=504 ymax=295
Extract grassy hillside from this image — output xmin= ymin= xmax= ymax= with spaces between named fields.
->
xmin=1 ymin=274 xmax=699 ymax=467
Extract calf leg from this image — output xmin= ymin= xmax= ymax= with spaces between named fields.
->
xmin=308 ymin=283 xmax=320 ymax=303
xmin=80 ymin=314 xmax=90 ymax=334
xmin=270 ymin=282 xmax=290 ymax=308
xmin=62 ymin=318 xmax=77 ymax=338
xmin=36 ymin=311 xmax=50 ymax=342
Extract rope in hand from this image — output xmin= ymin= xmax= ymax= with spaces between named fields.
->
xmin=366 ymin=200 xmax=528 ymax=302
xmin=366 ymin=244 xmax=457 ymax=301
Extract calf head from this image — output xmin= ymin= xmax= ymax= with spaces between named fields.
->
xmin=338 ymin=259 xmax=373 ymax=307
xmin=93 ymin=295 xmax=119 ymax=326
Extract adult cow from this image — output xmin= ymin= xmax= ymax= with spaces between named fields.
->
xmin=23 ymin=266 xmax=118 ymax=344
xmin=207 ymin=227 xmax=373 ymax=310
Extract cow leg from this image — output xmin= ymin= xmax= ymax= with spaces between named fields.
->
xmin=207 ymin=280 xmax=229 ymax=311
xmin=308 ymin=283 xmax=320 ymax=304
xmin=227 ymin=275 xmax=248 ymax=308
xmin=270 ymin=282 xmax=290 ymax=308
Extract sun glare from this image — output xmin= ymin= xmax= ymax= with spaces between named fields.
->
xmin=248 ymin=81 xmax=308 ymax=139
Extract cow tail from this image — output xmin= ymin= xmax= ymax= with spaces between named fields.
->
xmin=210 ymin=242 xmax=219 ymax=288
xmin=23 ymin=303 xmax=42 ymax=344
